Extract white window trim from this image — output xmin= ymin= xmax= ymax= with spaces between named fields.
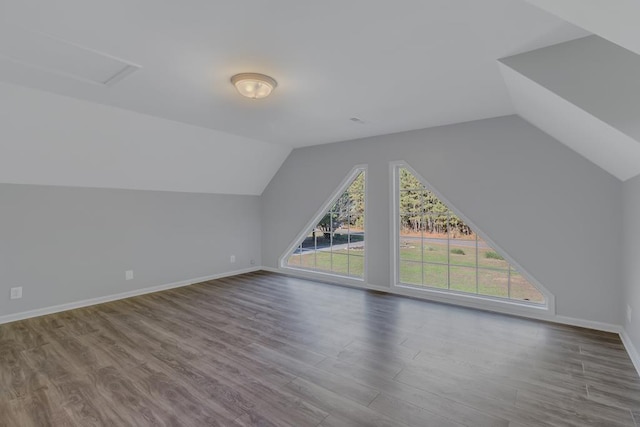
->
xmin=279 ymin=164 xmax=368 ymax=285
xmin=389 ymin=160 xmax=555 ymax=315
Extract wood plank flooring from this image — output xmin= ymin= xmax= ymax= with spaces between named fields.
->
xmin=1 ymin=270 xmax=639 ymax=426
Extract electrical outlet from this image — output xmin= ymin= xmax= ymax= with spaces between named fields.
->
xmin=230 ymin=255 xmax=236 ymax=263
xmin=627 ymin=305 xmax=633 ymax=324
xmin=10 ymin=287 xmax=22 ymax=300
xmin=250 ymin=259 xmax=255 ymax=265
xmin=125 ymin=270 xmax=134 ymax=281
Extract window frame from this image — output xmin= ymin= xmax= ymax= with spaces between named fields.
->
xmin=279 ymin=164 xmax=368 ymax=284
xmin=390 ymin=161 xmax=554 ymax=314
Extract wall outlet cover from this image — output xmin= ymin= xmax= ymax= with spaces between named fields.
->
xmin=10 ymin=286 xmax=23 ymax=299
xmin=125 ymin=270 xmax=134 ymax=281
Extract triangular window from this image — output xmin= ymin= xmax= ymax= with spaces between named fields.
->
xmin=284 ymin=168 xmax=365 ymax=279
xmin=396 ymin=166 xmax=545 ymax=304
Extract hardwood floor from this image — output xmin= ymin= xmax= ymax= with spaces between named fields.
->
xmin=1 ymin=271 xmax=639 ymax=426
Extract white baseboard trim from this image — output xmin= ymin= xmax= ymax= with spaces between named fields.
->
xmin=552 ymin=315 xmax=622 ymax=334
xmin=0 ymin=266 xmax=261 ymax=326
xmin=261 ymin=267 xmax=622 ymax=333
xmin=620 ymin=329 xmax=640 ymax=377
xmin=4 ymin=265 xmax=637 ymax=377
xmin=262 ymin=266 xmax=368 ymax=288
xmin=264 ymin=266 xmax=640 ymax=373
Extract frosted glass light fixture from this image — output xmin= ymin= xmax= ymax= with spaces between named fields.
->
xmin=231 ymin=73 xmax=277 ymax=99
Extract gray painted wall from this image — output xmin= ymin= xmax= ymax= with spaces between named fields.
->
xmin=261 ymin=115 xmax=623 ymax=325
xmin=0 ymin=184 xmax=261 ymax=317
xmin=0 ymin=115 xmax=626 ymax=329
xmin=623 ymin=175 xmax=640 ymax=350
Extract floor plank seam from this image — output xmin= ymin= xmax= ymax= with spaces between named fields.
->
xmin=585 ymin=384 xmax=590 ymax=398
xmin=366 ymin=391 xmax=381 ymax=407
xmin=313 ymin=357 xmax=328 ymax=367
xmin=315 ymin=413 xmax=331 ymax=426
xmin=2 ymin=271 xmax=639 ymax=426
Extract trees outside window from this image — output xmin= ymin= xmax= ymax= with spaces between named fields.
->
xmin=397 ymin=167 xmax=545 ymax=304
xmin=286 ymin=169 xmax=365 ymax=279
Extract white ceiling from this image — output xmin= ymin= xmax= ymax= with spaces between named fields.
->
xmin=500 ymin=64 xmax=640 ymax=181
xmin=524 ymin=0 xmax=640 ymax=56
xmin=500 ymin=36 xmax=640 ymax=181
xmin=1 ymin=0 xmax=586 ymax=148
xmin=0 ymin=82 xmax=291 ymax=195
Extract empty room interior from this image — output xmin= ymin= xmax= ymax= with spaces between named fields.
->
xmin=3 ymin=1 xmax=640 ymax=426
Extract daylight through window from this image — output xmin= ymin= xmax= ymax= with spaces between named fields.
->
xmin=286 ymin=170 xmax=365 ymax=279
xmin=396 ymin=167 xmax=545 ymax=304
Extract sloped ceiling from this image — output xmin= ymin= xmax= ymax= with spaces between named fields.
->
xmin=2 ymin=0 xmax=638 ymax=192
xmin=0 ymin=0 xmax=585 ymax=148
xmin=0 ymin=82 xmax=291 ymax=195
xmin=499 ymin=36 xmax=640 ymax=181
xmin=524 ymin=0 xmax=640 ymax=56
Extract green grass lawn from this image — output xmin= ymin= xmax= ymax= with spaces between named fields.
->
xmin=287 ymin=249 xmax=364 ymax=278
xmin=399 ymin=238 xmax=510 ymax=269
xmin=287 ymin=239 xmax=544 ymax=303
xmin=399 ymin=239 xmax=544 ymax=303
xmin=288 ymin=238 xmax=544 ymax=304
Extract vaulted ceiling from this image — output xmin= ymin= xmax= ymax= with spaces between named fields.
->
xmin=1 ymin=0 xmax=585 ymax=148
xmin=500 ymin=36 xmax=640 ymax=181
xmin=0 ymin=0 xmax=638 ymax=193
xmin=523 ymin=0 xmax=640 ymax=56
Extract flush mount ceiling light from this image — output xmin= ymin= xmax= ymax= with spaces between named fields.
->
xmin=231 ymin=73 xmax=277 ymax=99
